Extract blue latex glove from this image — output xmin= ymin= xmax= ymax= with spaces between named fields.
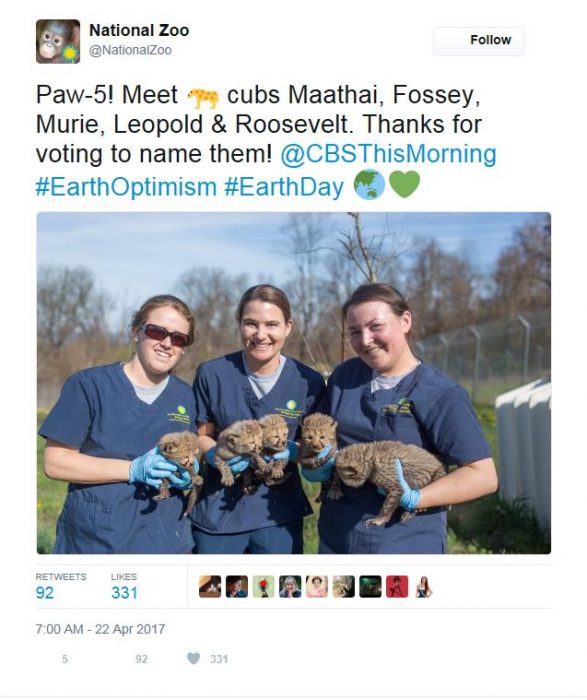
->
xmin=395 ymin=457 xmax=421 ymax=510
xmin=301 ymin=445 xmax=336 ymax=483
xmin=166 ymin=458 xmax=199 ymax=490
xmin=287 ymin=440 xmax=299 ymax=461
xmin=129 ymin=447 xmax=177 ymax=489
xmin=205 ymin=448 xmax=250 ymax=474
xmin=264 ymin=440 xmax=298 ymax=464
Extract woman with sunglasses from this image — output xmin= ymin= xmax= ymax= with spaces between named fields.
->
xmin=191 ymin=284 xmax=325 ymax=554
xmin=39 ymin=295 xmax=197 ymax=554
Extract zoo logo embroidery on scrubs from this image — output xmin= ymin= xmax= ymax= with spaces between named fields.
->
xmin=274 ymin=399 xmax=303 ymax=420
xmin=382 ymin=398 xmax=413 ymax=416
xmin=167 ymin=404 xmax=191 ymax=424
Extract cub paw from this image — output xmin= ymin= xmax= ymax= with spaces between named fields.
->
xmin=365 ymin=516 xmax=387 ymax=527
xmin=399 ymin=511 xmax=416 ymax=523
xmin=153 ymin=482 xmax=170 ymax=501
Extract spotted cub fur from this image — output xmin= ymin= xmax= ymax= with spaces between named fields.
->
xmin=214 ymin=419 xmax=263 ymax=491
xmin=255 ymin=414 xmax=291 ymax=486
xmin=154 ymin=431 xmax=203 ymax=516
xmin=334 ymin=441 xmax=446 ymax=526
xmin=299 ymin=413 xmax=342 ymax=501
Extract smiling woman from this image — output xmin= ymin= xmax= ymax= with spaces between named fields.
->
xmin=190 ymin=284 xmax=325 ymax=554
xmin=238 ymin=295 xmax=293 ymax=374
xmin=38 ymin=294 xmax=197 ymax=554
xmin=315 ymin=283 xmax=498 ymax=555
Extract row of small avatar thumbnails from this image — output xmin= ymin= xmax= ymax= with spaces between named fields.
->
xmin=199 ymin=575 xmax=434 ymax=599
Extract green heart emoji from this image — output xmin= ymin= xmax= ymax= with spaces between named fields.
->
xmin=389 ymin=171 xmax=420 ymax=198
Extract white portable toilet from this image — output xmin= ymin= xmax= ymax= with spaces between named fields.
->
xmin=495 ymin=380 xmax=551 ymax=531
xmin=528 ymin=384 xmax=551 ymax=530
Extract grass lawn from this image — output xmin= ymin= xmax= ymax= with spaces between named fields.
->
xmin=36 ymin=418 xmax=67 ymax=553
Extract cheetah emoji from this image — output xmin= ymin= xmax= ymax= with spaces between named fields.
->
xmin=188 ymin=88 xmax=219 ymax=108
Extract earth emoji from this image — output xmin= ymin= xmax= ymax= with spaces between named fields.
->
xmin=354 ymin=169 xmax=385 ymax=200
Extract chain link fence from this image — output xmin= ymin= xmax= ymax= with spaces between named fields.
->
xmin=414 ymin=310 xmax=551 ymax=404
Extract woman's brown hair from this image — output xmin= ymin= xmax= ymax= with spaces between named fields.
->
xmin=129 ymin=294 xmax=195 ymax=344
xmin=236 ymin=284 xmax=292 ymax=323
xmin=343 ymin=283 xmax=414 ymax=342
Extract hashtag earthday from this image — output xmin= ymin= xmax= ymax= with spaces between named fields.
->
xmin=230 ymin=176 xmax=344 ymax=201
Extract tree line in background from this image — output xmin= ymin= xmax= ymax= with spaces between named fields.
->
xmin=37 ymin=213 xmax=551 ymax=406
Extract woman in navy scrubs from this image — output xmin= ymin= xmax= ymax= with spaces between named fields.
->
xmin=192 ymin=284 xmax=325 ymax=554
xmin=40 ymin=295 xmax=197 ymax=554
xmin=318 ymin=283 xmax=498 ymax=554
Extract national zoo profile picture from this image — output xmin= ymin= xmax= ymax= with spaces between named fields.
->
xmin=36 ymin=20 xmax=80 ymax=64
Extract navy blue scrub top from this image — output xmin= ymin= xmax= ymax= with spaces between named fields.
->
xmin=192 ymin=352 xmax=325 ymax=534
xmin=39 ymin=363 xmax=196 ymax=554
xmin=318 ymin=358 xmax=491 ymax=554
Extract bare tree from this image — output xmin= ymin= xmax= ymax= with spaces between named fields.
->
xmin=281 ymin=214 xmax=332 ymax=366
xmin=404 ymin=240 xmax=480 ymax=338
xmin=37 ymin=266 xmax=110 ymax=349
xmin=492 ymin=217 xmax=551 ymax=315
xmin=37 ymin=266 xmax=115 ymax=405
xmin=175 ymin=267 xmax=249 ymax=372
xmin=337 ymin=212 xmax=411 ymax=283
xmin=333 ymin=213 xmax=413 ymax=360
xmin=312 ymin=256 xmax=361 ymax=367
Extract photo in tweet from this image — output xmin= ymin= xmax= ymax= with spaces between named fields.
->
xmin=36 ymin=210 xmax=551 ymax=556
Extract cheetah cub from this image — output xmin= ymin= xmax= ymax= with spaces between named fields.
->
xmin=214 ymin=419 xmax=263 ymax=491
xmin=299 ymin=413 xmax=342 ymax=501
xmin=154 ymin=431 xmax=203 ymax=516
xmin=255 ymin=414 xmax=291 ymax=486
xmin=334 ymin=441 xmax=446 ymax=526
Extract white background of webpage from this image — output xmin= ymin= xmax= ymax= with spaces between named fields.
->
xmin=1 ymin=0 xmax=582 ymax=696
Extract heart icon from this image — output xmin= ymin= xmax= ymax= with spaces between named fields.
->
xmin=187 ymin=652 xmax=200 ymax=665
xmin=389 ymin=171 xmax=420 ymax=198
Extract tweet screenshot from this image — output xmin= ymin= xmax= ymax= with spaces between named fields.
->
xmin=1 ymin=1 xmax=583 ymax=698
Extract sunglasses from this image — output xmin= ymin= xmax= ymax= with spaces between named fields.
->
xmin=140 ymin=323 xmax=191 ymax=348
